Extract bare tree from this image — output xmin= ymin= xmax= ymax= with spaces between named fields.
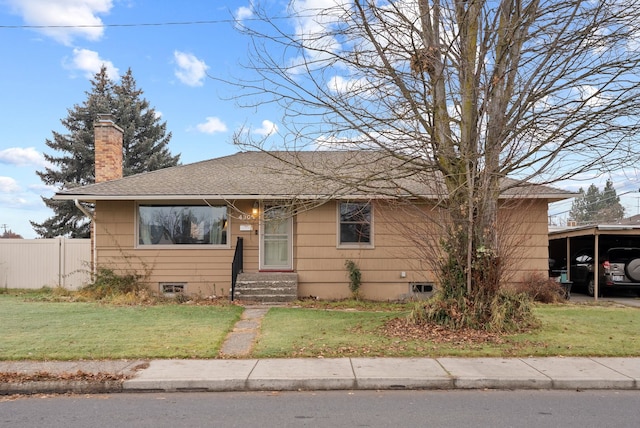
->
xmin=229 ymin=0 xmax=640 ymax=326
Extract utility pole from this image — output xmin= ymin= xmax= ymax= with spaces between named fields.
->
xmin=0 ymin=224 xmax=7 ymax=234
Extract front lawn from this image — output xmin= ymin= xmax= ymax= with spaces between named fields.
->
xmin=0 ymin=292 xmax=242 ymax=360
xmin=252 ymin=304 xmax=640 ymax=358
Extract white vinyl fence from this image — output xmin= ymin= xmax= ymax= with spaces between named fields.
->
xmin=0 ymin=238 xmax=91 ymax=290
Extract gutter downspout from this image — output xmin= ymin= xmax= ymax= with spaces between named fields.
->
xmin=75 ymin=199 xmax=96 ymax=276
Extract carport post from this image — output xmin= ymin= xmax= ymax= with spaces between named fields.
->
xmin=565 ymin=239 xmax=571 ymax=281
xmin=594 ymin=234 xmax=599 ymax=301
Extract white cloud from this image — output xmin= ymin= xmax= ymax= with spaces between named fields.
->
xmin=577 ymin=85 xmax=607 ymax=108
xmin=68 ymin=48 xmax=119 ymax=79
xmin=174 ymin=51 xmax=208 ymax=87
xmin=0 ymin=147 xmax=49 ymax=167
xmin=254 ymin=120 xmax=278 ymax=137
xmin=327 ymin=75 xmax=374 ymax=97
xmin=28 ymin=183 xmax=57 ymax=194
xmin=235 ymin=5 xmax=253 ymax=22
xmin=196 ymin=117 xmax=228 ymax=134
xmin=287 ymin=0 xmax=347 ymax=73
xmin=327 ymin=75 xmax=351 ymax=94
xmin=0 ymin=177 xmax=20 ymax=193
xmin=0 ymin=194 xmax=35 ymax=210
xmin=5 ymin=0 xmax=113 ymax=46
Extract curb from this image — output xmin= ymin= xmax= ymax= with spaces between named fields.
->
xmin=4 ymin=377 xmax=637 ymax=395
xmin=0 ymin=380 xmax=124 ymax=395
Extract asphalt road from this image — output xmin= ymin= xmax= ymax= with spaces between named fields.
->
xmin=1 ymin=390 xmax=638 ymax=428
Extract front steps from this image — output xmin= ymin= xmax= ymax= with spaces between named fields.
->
xmin=233 ymin=272 xmax=298 ymax=303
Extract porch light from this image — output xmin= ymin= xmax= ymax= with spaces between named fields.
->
xmin=252 ymin=201 xmax=259 ymax=216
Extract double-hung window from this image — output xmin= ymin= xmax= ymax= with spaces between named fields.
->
xmin=338 ymin=201 xmax=372 ymax=246
xmin=138 ymin=205 xmax=228 ymax=246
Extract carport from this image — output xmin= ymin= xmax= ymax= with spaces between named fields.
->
xmin=548 ymin=224 xmax=640 ymax=299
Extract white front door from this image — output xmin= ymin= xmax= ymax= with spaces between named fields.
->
xmin=260 ymin=205 xmax=293 ymax=270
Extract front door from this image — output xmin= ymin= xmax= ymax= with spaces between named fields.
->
xmin=260 ymin=205 xmax=293 ymax=270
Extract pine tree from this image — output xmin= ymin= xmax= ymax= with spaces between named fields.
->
xmin=599 ymin=179 xmax=625 ymax=223
xmin=114 ymin=69 xmax=177 ymax=175
xmin=569 ymin=179 xmax=625 ymax=225
xmin=32 ymin=66 xmax=180 ymax=238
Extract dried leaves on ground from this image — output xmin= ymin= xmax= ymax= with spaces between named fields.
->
xmin=0 ymin=370 xmax=128 ymax=383
xmin=381 ymin=318 xmax=506 ymax=345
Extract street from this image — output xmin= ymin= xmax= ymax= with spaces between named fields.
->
xmin=1 ymin=390 xmax=638 ymax=427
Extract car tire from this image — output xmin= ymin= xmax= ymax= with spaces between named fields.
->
xmin=625 ymin=258 xmax=640 ymax=282
xmin=587 ymin=277 xmax=605 ymax=297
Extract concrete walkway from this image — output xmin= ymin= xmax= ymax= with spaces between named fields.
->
xmin=1 ymin=357 xmax=639 ymax=395
xmin=122 ymin=357 xmax=640 ymax=392
xmin=570 ymin=293 xmax=640 ymax=307
xmin=219 ymin=307 xmax=269 ymax=358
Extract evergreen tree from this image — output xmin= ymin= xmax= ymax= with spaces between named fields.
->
xmin=115 ymin=69 xmax=177 ymax=175
xmin=32 ymin=66 xmax=180 ymax=238
xmin=569 ymin=179 xmax=625 ymax=225
xmin=599 ymin=179 xmax=626 ymax=222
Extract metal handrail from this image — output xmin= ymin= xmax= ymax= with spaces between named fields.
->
xmin=230 ymin=237 xmax=244 ymax=301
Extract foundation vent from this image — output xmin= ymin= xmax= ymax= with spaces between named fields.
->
xmin=160 ymin=282 xmax=186 ymax=297
xmin=410 ymin=282 xmax=435 ymax=295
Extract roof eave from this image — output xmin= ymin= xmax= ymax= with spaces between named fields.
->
xmin=54 ymin=191 xmax=575 ymax=202
xmin=55 ymin=193 xmax=392 ymax=201
xmin=502 ymin=192 xmax=576 ymax=202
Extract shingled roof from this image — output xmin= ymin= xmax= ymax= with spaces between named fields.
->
xmin=54 ymin=151 xmax=574 ymax=202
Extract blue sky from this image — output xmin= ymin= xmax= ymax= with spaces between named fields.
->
xmin=0 ymin=0 xmax=283 ymax=238
xmin=0 ymin=0 xmax=638 ymax=238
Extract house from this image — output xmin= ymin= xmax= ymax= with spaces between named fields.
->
xmin=54 ymin=116 xmax=574 ymax=301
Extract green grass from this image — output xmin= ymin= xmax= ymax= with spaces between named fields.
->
xmin=253 ymin=308 xmax=402 ymax=358
xmin=252 ymin=304 xmax=640 ymax=358
xmin=508 ymin=305 xmax=640 ymax=357
xmin=0 ymin=293 xmax=242 ymax=360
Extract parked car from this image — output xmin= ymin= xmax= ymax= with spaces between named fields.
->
xmin=570 ymin=247 xmax=640 ymax=296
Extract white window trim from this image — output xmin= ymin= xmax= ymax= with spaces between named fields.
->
xmin=336 ymin=200 xmax=374 ymax=249
xmin=135 ymin=202 xmax=231 ymax=249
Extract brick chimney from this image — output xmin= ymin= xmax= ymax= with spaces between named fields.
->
xmin=94 ymin=114 xmax=123 ymax=183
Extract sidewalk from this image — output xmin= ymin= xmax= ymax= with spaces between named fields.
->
xmin=1 ymin=357 xmax=639 ymax=395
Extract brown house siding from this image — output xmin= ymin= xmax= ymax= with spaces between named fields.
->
xmin=93 ymin=198 xmax=550 ymax=300
xmin=95 ymin=200 xmax=235 ymax=296
xmin=295 ymin=201 xmax=433 ymax=300
xmin=498 ymin=199 xmax=550 ymax=283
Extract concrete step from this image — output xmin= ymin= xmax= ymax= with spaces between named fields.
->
xmin=234 ymin=272 xmax=298 ymax=303
xmin=238 ymin=272 xmax=298 ymax=282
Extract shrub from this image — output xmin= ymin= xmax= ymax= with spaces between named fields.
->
xmin=408 ymin=288 xmax=539 ymax=333
xmin=80 ymin=267 xmax=147 ymax=301
xmin=344 ymin=260 xmax=362 ymax=299
xmin=516 ymin=273 xmax=567 ymax=303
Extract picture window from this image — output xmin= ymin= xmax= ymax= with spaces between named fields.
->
xmin=138 ymin=205 xmax=227 ymax=246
